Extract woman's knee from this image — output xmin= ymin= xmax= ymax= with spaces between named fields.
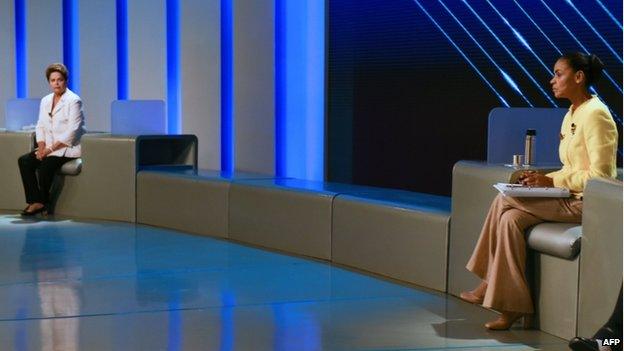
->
xmin=18 ymin=153 xmax=33 ymax=167
xmin=499 ymin=210 xmax=530 ymax=231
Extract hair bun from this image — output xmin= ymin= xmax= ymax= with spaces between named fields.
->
xmin=589 ymin=53 xmax=605 ymax=71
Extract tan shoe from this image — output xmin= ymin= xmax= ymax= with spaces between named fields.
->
xmin=459 ymin=291 xmax=484 ymax=304
xmin=485 ymin=312 xmax=531 ymax=330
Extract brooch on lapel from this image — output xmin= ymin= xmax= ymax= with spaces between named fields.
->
xmin=571 ymin=123 xmax=576 ymax=135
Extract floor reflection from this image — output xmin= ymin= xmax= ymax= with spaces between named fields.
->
xmin=20 ymin=226 xmax=81 ymax=351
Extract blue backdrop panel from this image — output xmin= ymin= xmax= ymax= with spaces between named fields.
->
xmin=111 ymin=100 xmax=166 ymax=135
xmin=487 ymin=107 xmax=567 ymax=165
xmin=5 ymin=98 xmax=40 ymax=131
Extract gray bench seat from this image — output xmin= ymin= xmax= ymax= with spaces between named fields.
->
xmin=228 ymin=179 xmax=367 ymax=260
xmin=137 ymin=169 xmax=278 ymax=238
xmin=59 ymin=158 xmax=83 ymax=176
xmin=332 ymin=190 xmax=451 ymax=292
xmin=526 ymin=223 xmax=582 ymax=260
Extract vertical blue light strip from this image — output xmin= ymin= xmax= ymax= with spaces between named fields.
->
xmin=275 ymin=0 xmax=325 ymax=180
xmin=15 ymin=0 xmax=27 ymax=98
xmin=411 ymin=0 xmax=509 ymax=107
xmin=275 ymin=0 xmax=285 ymax=177
xmin=166 ymin=0 xmax=181 ymax=134
xmin=62 ymin=0 xmax=79 ymax=94
xmin=221 ymin=0 xmax=234 ymax=173
xmin=462 ymin=0 xmax=557 ymax=107
xmin=116 ymin=0 xmax=128 ymax=100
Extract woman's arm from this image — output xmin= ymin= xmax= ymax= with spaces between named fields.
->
xmin=55 ymin=98 xmax=85 ymax=148
xmin=550 ymin=110 xmax=618 ymax=191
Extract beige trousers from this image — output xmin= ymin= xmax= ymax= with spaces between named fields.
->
xmin=466 ymin=194 xmax=583 ymax=313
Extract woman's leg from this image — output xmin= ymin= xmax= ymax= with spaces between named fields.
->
xmin=482 ymin=208 xmax=541 ymax=313
xmin=37 ymin=156 xmax=73 ymax=205
xmin=18 ymin=151 xmax=42 ymax=204
xmin=465 ymin=195 xmax=582 ymax=314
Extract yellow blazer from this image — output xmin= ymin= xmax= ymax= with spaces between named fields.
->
xmin=547 ymin=96 xmax=618 ymax=198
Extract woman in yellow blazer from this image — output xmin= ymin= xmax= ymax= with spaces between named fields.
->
xmin=460 ymin=52 xmax=618 ymax=330
xmin=17 ymin=63 xmax=86 ymax=216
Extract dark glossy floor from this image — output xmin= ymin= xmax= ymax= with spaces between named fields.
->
xmin=0 ymin=213 xmax=569 ymax=350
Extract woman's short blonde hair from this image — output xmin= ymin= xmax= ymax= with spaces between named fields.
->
xmin=45 ymin=63 xmax=69 ymax=81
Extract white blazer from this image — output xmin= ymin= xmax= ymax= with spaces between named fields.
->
xmin=35 ymin=88 xmax=86 ymax=158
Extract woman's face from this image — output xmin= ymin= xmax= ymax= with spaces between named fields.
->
xmin=48 ymin=71 xmax=67 ymax=96
xmin=550 ymin=59 xmax=584 ymax=99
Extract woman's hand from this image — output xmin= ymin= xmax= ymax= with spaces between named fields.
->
xmin=518 ymin=171 xmax=554 ymax=187
xmin=35 ymin=147 xmax=52 ymax=160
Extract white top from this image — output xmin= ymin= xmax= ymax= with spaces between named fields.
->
xmin=35 ymin=88 xmax=86 ymax=158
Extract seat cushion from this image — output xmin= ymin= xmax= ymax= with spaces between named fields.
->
xmin=526 ymin=223 xmax=582 ymax=259
xmin=59 ymin=158 xmax=82 ymax=176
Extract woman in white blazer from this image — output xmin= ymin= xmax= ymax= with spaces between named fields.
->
xmin=18 ymin=63 xmax=85 ymax=216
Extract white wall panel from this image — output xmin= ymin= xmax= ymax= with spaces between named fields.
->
xmin=127 ymin=0 xmax=166 ymax=101
xmin=181 ymin=0 xmax=221 ymax=170
xmin=79 ymin=0 xmax=116 ymax=132
xmin=27 ymin=0 xmax=62 ymax=98
xmin=0 ymin=0 xmax=16 ymax=128
xmin=233 ymin=0 xmax=275 ymax=174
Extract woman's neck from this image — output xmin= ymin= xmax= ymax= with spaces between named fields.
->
xmin=569 ymin=90 xmax=592 ymax=112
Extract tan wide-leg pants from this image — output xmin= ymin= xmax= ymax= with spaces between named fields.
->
xmin=466 ymin=194 xmax=583 ymax=313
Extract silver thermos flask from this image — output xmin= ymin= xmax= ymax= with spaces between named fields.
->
xmin=524 ymin=129 xmax=536 ymax=165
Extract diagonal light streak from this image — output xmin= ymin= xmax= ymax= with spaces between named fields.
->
xmin=436 ymin=0 xmax=533 ymax=106
xmin=538 ymin=0 xmax=623 ymax=93
xmin=487 ymin=0 xmax=553 ymax=75
xmin=411 ymin=0 xmax=510 ymax=107
xmin=511 ymin=0 xmax=623 ymax=125
xmin=462 ymin=0 xmax=557 ymax=107
xmin=564 ymin=0 xmax=622 ymax=63
xmin=594 ymin=0 xmax=623 ymax=29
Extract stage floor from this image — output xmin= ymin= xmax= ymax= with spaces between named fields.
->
xmin=0 ymin=213 xmax=569 ymax=350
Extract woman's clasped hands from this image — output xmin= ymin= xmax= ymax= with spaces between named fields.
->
xmin=517 ymin=171 xmax=554 ymax=187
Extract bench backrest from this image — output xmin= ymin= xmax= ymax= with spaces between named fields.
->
xmin=488 ymin=107 xmax=567 ymax=165
xmin=111 ymin=100 xmax=166 ymax=135
xmin=5 ymin=99 xmax=40 ymax=131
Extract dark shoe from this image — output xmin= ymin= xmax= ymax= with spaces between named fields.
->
xmin=569 ymin=337 xmax=600 ymax=351
xmin=20 ymin=205 xmax=47 ymax=217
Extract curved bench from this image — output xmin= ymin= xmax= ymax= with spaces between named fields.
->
xmin=137 ymin=172 xmax=452 ymax=291
xmin=137 ymin=170 xmax=278 ymax=238
xmin=332 ymin=190 xmax=450 ymax=292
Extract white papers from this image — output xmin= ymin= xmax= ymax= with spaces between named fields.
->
xmin=493 ymin=183 xmax=570 ymax=198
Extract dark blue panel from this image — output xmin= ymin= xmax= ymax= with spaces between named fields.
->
xmin=328 ymin=0 xmax=622 ymax=195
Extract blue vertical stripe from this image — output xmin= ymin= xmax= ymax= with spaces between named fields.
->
xmin=166 ymin=0 xmax=180 ymax=134
xmin=275 ymin=0 xmax=325 ymax=180
xmin=62 ymin=0 xmax=79 ymax=93
xmin=275 ymin=0 xmax=285 ymax=177
xmin=116 ymin=0 xmax=128 ymax=99
xmin=221 ymin=0 xmax=234 ymax=173
xmin=15 ymin=0 xmax=27 ymax=98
